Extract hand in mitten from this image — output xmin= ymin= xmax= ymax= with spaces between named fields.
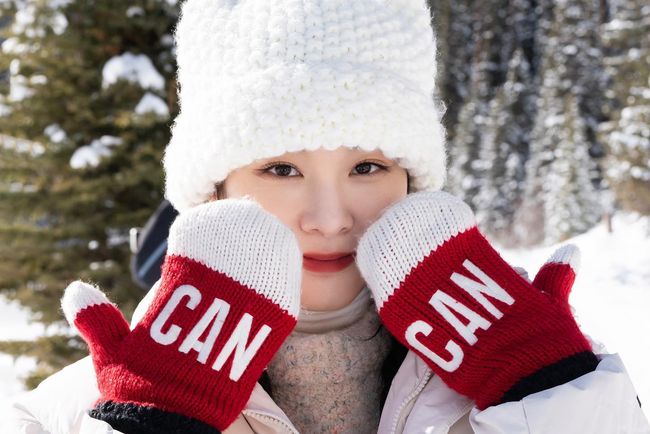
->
xmin=61 ymin=199 xmax=301 ymax=433
xmin=356 ymin=192 xmax=597 ymax=409
xmin=532 ymin=244 xmax=581 ymax=307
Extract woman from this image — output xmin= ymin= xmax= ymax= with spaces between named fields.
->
xmin=4 ymin=0 xmax=648 ymax=433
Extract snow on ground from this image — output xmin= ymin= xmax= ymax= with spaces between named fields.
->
xmin=0 ymin=353 xmax=36 ymax=399
xmin=0 ymin=212 xmax=648 ymax=420
xmin=0 ymin=298 xmax=46 ymax=399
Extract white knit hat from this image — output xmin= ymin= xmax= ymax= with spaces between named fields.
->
xmin=164 ymin=0 xmax=447 ymax=212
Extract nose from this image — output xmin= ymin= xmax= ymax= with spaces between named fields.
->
xmin=299 ymin=184 xmax=354 ymax=237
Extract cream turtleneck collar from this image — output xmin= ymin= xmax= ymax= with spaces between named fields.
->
xmin=266 ymin=288 xmax=392 ymax=434
xmin=294 ymin=287 xmax=374 ymax=334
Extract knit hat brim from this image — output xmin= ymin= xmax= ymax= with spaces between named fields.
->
xmin=164 ymin=63 xmax=446 ymax=212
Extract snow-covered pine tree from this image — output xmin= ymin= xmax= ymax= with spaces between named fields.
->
xmin=599 ymin=0 xmax=650 ymax=214
xmin=514 ymin=72 xmax=555 ymax=245
xmin=428 ymin=0 xmax=475 ymax=141
xmin=515 ymin=0 xmax=607 ymax=245
xmin=0 ymin=0 xmax=179 ymax=387
xmin=544 ymin=93 xmax=601 ymax=242
xmin=446 ymin=0 xmax=514 ymax=206
xmin=475 ymin=48 xmax=535 ymax=246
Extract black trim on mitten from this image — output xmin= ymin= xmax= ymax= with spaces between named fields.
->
xmin=498 ymin=351 xmax=599 ymax=406
xmin=89 ymin=401 xmax=221 ymax=434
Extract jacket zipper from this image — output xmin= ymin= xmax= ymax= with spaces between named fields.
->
xmin=242 ymin=409 xmax=300 ymax=434
xmin=390 ymin=369 xmax=433 ymax=434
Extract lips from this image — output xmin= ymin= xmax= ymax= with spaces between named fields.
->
xmin=302 ymin=252 xmax=355 ymax=273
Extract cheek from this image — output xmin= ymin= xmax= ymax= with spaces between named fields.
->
xmin=244 ymin=186 xmax=302 ymax=231
xmin=353 ymin=179 xmax=408 ymax=231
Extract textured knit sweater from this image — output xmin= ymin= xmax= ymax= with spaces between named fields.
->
xmin=266 ymin=288 xmax=392 ymax=434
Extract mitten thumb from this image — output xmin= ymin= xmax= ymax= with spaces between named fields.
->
xmin=61 ymin=281 xmax=130 ymax=368
xmin=532 ymin=244 xmax=581 ymax=304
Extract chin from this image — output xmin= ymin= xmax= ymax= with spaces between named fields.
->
xmin=300 ymin=267 xmax=365 ymax=311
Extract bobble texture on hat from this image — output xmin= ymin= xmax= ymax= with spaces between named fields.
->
xmin=164 ymin=0 xmax=447 ymax=211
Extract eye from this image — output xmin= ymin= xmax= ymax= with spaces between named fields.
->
xmin=352 ymin=161 xmax=388 ymax=175
xmin=261 ymin=163 xmax=300 ymax=177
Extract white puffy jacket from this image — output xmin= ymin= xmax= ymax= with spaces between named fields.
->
xmin=3 ymin=284 xmax=649 ymax=434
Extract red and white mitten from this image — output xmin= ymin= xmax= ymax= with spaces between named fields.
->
xmin=532 ymin=244 xmax=581 ymax=306
xmin=61 ymin=199 xmax=301 ymax=433
xmin=356 ymin=192 xmax=597 ymax=409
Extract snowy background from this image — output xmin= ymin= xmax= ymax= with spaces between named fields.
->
xmin=1 ymin=0 xmax=648 ymax=428
xmin=1 ymin=211 xmax=648 ymax=419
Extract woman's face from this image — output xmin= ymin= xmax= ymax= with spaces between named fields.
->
xmin=218 ymin=147 xmax=408 ymax=311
